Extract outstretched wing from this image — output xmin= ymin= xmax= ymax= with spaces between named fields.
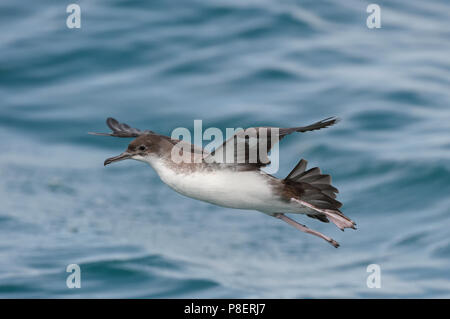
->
xmin=206 ymin=117 xmax=339 ymax=166
xmin=88 ymin=117 xmax=155 ymax=137
xmin=278 ymin=116 xmax=339 ymax=136
xmin=89 ymin=117 xmax=208 ymax=157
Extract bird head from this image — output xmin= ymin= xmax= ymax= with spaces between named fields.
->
xmin=104 ymin=135 xmax=158 ymax=166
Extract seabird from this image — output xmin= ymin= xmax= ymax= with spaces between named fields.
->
xmin=90 ymin=117 xmax=356 ymax=247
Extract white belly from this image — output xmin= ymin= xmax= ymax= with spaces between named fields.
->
xmin=149 ymin=160 xmax=283 ymax=212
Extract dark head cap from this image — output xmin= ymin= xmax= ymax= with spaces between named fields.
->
xmin=104 ymin=134 xmax=162 ymax=166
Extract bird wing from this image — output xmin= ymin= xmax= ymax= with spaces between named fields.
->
xmin=205 ymin=117 xmax=339 ymax=167
xmin=89 ymin=117 xmax=208 ymax=156
xmin=89 ymin=117 xmax=338 ymax=163
xmin=88 ymin=117 xmax=155 ymax=137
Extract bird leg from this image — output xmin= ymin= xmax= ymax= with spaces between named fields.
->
xmin=273 ymin=213 xmax=340 ymax=248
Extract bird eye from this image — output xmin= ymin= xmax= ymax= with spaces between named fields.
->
xmin=139 ymin=145 xmax=146 ymax=151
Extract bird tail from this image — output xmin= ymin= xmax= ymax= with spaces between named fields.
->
xmin=284 ymin=159 xmax=356 ymax=230
xmin=285 ymin=159 xmax=339 ymax=200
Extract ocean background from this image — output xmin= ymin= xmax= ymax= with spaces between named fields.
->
xmin=1 ymin=0 xmax=449 ymax=298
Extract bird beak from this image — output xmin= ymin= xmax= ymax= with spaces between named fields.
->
xmin=104 ymin=152 xmax=132 ymax=166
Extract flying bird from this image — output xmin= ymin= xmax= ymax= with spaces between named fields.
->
xmin=90 ymin=117 xmax=356 ymax=247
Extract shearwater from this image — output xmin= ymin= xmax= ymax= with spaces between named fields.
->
xmin=90 ymin=117 xmax=356 ymax=247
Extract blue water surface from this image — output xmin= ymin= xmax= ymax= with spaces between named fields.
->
xmin=0 ymin=0 xmax=449 ymax=298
